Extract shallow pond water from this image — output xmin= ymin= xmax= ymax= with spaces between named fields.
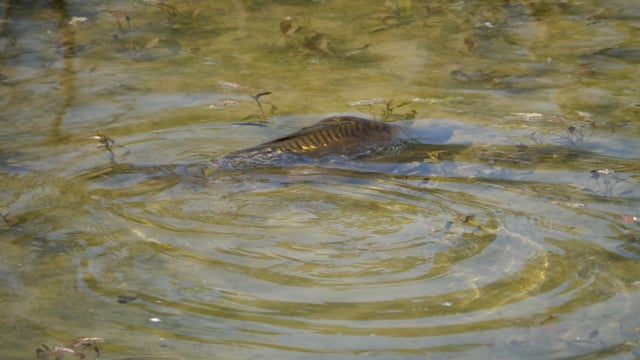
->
xmin=1 ymin=0 xmax=640 ymax=359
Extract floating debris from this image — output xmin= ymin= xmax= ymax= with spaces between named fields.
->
xmin=348 ymin=98 xmax=418 ymax=120
xmin=148 ymin=0 xmax=178 ymax=18
xmin=110 ymin=10 xmax=131 ymax=33
xmin=145 ymin=37 xmax=160 ymax=49
xmin=576 ymin=111 xmax=594 ymax=123
xmin=208 ymin=99 xmax=237 ymax=110
xmin=92 ymin=133 xmax=116 ymax=162
xmin=379 ymin=99 xmax=414 ymax=121
xmin=369 ymin=0 xmax=401 ymax=32
xmin=217 ymin=80 xmax=248 ymax=91
xmin=1 ymin=36 xmax=17 ymax=50
xmin=411 ymin=96 xmax=464 ymax=104
xmin=304 ymin=32 xmax=332 ymax=54
xmin=117 ymin=295 xmax=138 ymax=304
xmin=280 ymin=16 xmax=302 ymax=36
xmin=68 ymin=16 xmax=88 ymax=26
xmin=450 ymin=69 xmax=498 ymax=83
xmin=249 ymin=91 xmax=273 ymax=121
xmin=590 ymin=168 xmax=614 ymax=180
xmin=455 ymin=213 xmax=475 ymax=224
xmin=192 ymin=7 xmax=203 ymax=24
xmin=349 ymin=98 xmax=384 ymax=106
xmin=36 ymin=338 xmax=102 ymax=360
xmin=464 ymin=34 xmax=477 ymax=52
xmin=424 ymin=150 xmax=448 ymax=162
xmin=507 ymin=112 xmax=545 ymax=122
xmin=551 ymin=200 xmax=586 ymax=208
xmin=621 ymin=214 xmax=638 ymax=224
xmin=92 ymin=133 xmax=114 ymax=149
xmin=73 ymin=337 xmax=103 ymax=348
xmin=344 ymin=43 xmax=371 ymax=57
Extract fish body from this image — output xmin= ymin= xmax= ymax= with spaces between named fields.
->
xmin=217 ymin=116 xmax=409 ymax=167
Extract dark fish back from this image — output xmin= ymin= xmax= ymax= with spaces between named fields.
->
xmin=218 ymin=116 xmax=409 ymax=167
xmin=251 ymin=116 xmax=406 ymax=155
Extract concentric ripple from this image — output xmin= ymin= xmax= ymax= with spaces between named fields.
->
xmin=73 ymin=123 xmax=640 ymax=358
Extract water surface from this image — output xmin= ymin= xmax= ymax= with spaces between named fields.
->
xmin=1 ymin=1 xmax=640 ymax=359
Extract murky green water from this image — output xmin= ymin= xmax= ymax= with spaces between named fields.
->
xmin=2 ymin=0 xmax=640 ymax=359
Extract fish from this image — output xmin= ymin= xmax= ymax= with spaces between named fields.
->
xmin=241 ymin=116 xmax=409 ymax=156
xmin=78 ymin=116 xmax=413 ymax=179
xmin=216 ymin=116 xmax=410 ymax=167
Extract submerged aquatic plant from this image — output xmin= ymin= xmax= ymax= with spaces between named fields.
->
xmin=36 ymin=338 xmax=102 ymax=360
xmin=92 ymin=133 xmax=115 ymax=162
xmin=250 ymin=91 xmax=273 ymax=121
xmin=109 ymin=10 xmax=131 ymax=33
xmin=348 ymin=97 xmax=418 ymax=121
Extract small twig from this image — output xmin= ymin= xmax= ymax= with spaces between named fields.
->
xmin=250 ymin=91 xmax=272 ymax=121
xmin=93 ymin=133 xmax=116 ymax=163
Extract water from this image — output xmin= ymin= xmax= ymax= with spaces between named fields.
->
xmin=1 ymin=1 xmax=640 ymax=359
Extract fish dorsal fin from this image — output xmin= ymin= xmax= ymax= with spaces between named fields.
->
xmin=224 ymin=116 xmax=408 ymax=162
xmin=318 ymin=116 xmax=352 ymax=124
xmin=263 ymin=116 xmax=394 ymax=146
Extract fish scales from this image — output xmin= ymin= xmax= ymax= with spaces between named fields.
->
xmin=218 ymin=116 xmax=409 ymax=167
xmin=263 ymin=116 xmax=404 ymax=155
